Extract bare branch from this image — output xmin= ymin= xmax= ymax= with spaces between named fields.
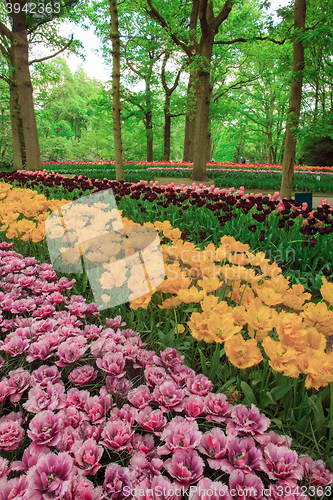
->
xmin=213 ymin=73 xmax=262 ymax=102
xmin=0 ymin=22 xmax=13 ymax=42
xmin=0 ymin=73 xmax=11 ymax=85
xmin=214 ymin=36 xmax=286 ymax=46
xmin=211 ymin=0 xmax=233 ymax=33
xmin=145 ymin=0 xmax=191 ymax=56
xmin=29 ymin=35 xmax=74 ymax=65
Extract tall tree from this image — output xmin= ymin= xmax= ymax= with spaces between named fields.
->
xmin=161 ymin=49 xmax=185 ymax=160
xmin=122 ymin=14 xmax=164 ymax=162
xmin=280 ymin=0 xmax=306 ymax=199
xmin=109 ymin=0 xmax=124 ymax=180
xmin=144 ymin=0 xmax=234 ymax=181
xmin=0 ymin=24 xmax=78 ymax=169
xmin=0 ymin=0 xmax=81 ymax=170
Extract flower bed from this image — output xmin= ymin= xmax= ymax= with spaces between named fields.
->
xmin=24 ymin=160 xmax=333 ymax=174
xmin=131 ymin=223 xmax=333 ymax=387
xmin=1 ymin=177 xmax=333 ymax=295
xmin=0 ymin=240 xmax=333 ymax=499
xmin=1 ymin=177 xmax=332 ymax=453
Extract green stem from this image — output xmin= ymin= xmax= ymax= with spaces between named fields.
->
xmin=259 ymin=359 xmax=269 ymax=408
xmin=239 ymin=282 xmax=248 ymax=306
xmin=327 ymin=382 xmax=333 ymax=454
xmin=297 ymin=376 xmax=306 ymax=422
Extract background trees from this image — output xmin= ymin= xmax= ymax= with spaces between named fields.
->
xmin=0 ymin=0 xmax=332 ymax=188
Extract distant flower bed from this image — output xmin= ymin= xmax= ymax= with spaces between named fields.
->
xmin=0 ymin=240 xmax=333 ymax=499
xmin=23 ymin=160 xmax=333 ymax=174
xmin=148 ymin=166 xmax=333 ymax=176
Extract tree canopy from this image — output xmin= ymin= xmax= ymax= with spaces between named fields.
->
xmin=0 ymin=0 xmax=332 ymax=186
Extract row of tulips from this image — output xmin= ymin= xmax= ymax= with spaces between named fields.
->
xmin=1 ymin=174 xmax=333 ymax=291
xmin=147 ymin=167 xmax=333 ymax=177
xmin=14 ymin=180 xmax=331 ymax=390
xmin=2 ymin=172 xmax=333 ymax=246
xmin=0 ymin=240 xmax=333 ymax=500
xmin=1 ymin=177 xmax=332 ymax=392
xmin=126 ymin=221 xmax=333 ymax=390
xmin=21 ymin=161 xmax=333 ymax=174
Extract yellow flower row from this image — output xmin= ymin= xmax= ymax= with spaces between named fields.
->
xmin=0 ymin=182 xmax=69 ymax=243
xmin=129 ymin=220 xmax=333 ymax=390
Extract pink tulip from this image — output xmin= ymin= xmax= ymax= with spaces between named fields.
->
xmin=26 ymin=452 xmax=74 ymax=500
xmin=164 ymin=449 xmax=204 ymax=488
xmin=0 ymin=412 xmax=24 ymax=451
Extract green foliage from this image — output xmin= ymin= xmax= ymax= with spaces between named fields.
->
xmin=300 ymin=136 xmax=333 ymax=167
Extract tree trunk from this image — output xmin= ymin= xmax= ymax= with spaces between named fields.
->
xmin=235 ymin=144 xmax=241 ymax=163
xmin=313 ymin=79 xmax=319 ymax=130
xmin=262 ymin=144 xmax=267 ymax=163
xmin=267 ymin=89 xmax=275 ymax=164
xmin=206 ymin=116 xmax=212 ymax=162
xmin=280 ymin=0 xmax=306 ymax=199
xmin=183 ymin=63 xmax=197 ymax=162
xmin=145 ymin=82 xmax=153 ymax=162
xmin=191 ymin=36 xmax=214 ymax=182
xmin=161 ymin=51 xmax=183 ymax=162
xmin=279 ymin=132 xmax=286 ymax=163
xmin=109 ymin=0 xmax=124 ymax=181
xmin=268 ymin=133 xmax=273 ymax=164
xmin=75 ymin=117 xmax=78 ymax=141
xmin=164 ymin=95 xmax=171 ymax=161
xmin=9 ymin=74 xmax=23 ymax=170
xmin=146 ymin=113 xmax=153 ymax=162
xmin=12 ymin=10 xmax=41 ymax=171
xmin=2 ymin=142 xmax=9 ymax=159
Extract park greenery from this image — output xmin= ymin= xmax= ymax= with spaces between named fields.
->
xmin=0 ymin=0 xmax=332 ymax=191
xmin=1 ymin=1 xmax=333 ymax=499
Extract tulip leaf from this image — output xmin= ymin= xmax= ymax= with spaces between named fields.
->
xmin=296 ymin=414 xmax=310 ymax=434
xmin=308 ymin=395 xmax=326 ymax=437
xmin=270 ymin=384 xmax=292 ymax=402
xmin=81 ymin=271 xmax=89 ymax=294
xmin=240 ymin=381 xmax=257 ymax=406
xmin=209 ymin=345 xmax=221 ymax=378
xmin=262 ymin=392 xmax=275 ymax=408
xmin=198 ymin=348 xmax=208 ymax=376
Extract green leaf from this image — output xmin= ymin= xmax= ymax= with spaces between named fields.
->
xmin=240 ymin=381 xmax=257 ymax=406
xmin=262 ymin=392 xmax=275 ymax=408
xmin=198 ymin=348 xmax=208 ymax=376
xmin=270 ymin=384 xmax=292 ymax=402
xmin=209 ymin=345 xmax=221 ymax=379
xmin=81 ymin=272 xmax=89 ymax=294
xmin=271 ymin=418 xmax=283 ymax=427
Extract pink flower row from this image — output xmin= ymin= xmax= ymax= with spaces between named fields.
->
xmin=146 ymin=167 xmax=333 ymax=176
xmin=0 ymin=241 xmax=332 ymax=500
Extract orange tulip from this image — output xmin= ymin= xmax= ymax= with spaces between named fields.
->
xmin=187 ymin=312 xmax=216 ymax=343
xmin=262 ymin=337 xmax=300 ymax=378
xmin=320 ymin=277 xmax=333 ymax=306
xmin=224 ymin=334 xmax=263 ymax=369
xmin=207 ymin=313 xmax=242 ymax=343
xmin=177 ymin=286 xmax=206 ymax=304
xmin=282 ymin=284 xmax=311 ymax=310
xmin=159 ymin=296 xmax=183 ymax=309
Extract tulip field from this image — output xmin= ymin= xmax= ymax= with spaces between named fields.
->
xmin=0 ymin=165 xmax=333 ymax=499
